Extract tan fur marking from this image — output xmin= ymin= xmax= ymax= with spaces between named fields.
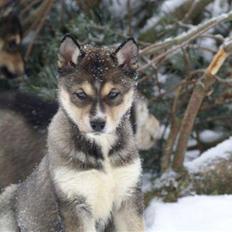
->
xmin=105 ymin=89 xmax=134 ymax=132
xmin=8 ymin=35 xmax=21 ymax=44
xmin=0 ymin=51 xmax=24 ymax=75
xmin=101 ymin=82 xmax=124 ymax=97
xmin=80 ymin=81 xmax=95 ymax=96
xmin=101 ymin=82 xmax=115 ymax=96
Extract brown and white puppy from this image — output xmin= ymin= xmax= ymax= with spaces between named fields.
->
xmin=0 ymin=18 xmax=159 ymax=192
xmin=0 ymin=35 xmax=144 ymax=232
xmin=0 ymin=14 xmax=24 ymax=79
xmin=0 ymin=14 xmax=159 ymax=192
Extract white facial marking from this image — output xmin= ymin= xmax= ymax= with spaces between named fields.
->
xmin=59 ymin=87 xmax=91 ymax=132
xmin=94 ymin=103 xmax=106 ymax=120
xmin=59 ymin=86 xmax=134 ymax=135
xmin=106 ymin=89 xmax=134 ymax=133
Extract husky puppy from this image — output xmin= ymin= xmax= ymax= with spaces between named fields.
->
xmin=0 ymin=14 xmax=159 ymax=191
xmin=0 ymin=35 xmax=144 ymax=231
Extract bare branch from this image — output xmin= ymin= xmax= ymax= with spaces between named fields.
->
xmin=25 ymin=0 xmax=54 ymax=60
xmin=172 ymin=38 xmax=232 ymax=171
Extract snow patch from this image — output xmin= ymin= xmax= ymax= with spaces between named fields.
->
xmin=102 ymin=0 xmax=141 ymax=18
xmin=159 ymin=125 xmax=170 ymax=140
xmin=142 ymin=15 xmax=160 ymax=33
xmin=142 ymin=173 xmax=154 ymax=193
xmin=161 ymin=0 xmax=188 ymax=13
xmin=157 ymin=73 xmax=168 ymax=84
xmin=207 ymin=0 xmax=230 ymax=17
xmin=185 ymin=137 xmax=232 ymax=173
xmin=142 ymin=0 xmax=188 ymax=32
xmin=153 ymin=170 xmax=178 ymax=190
xmin=197 ymin=37 xmax=217 ymax=62
xmin=187 ymin=138 xmax=197 ymax=147
xmin=199 ymin=129 xmax=224 ymax=143
xmin=185 ymin=149 xmax=200 ymax=163
xmin=145 ymin=195 xmax=232 ymax=232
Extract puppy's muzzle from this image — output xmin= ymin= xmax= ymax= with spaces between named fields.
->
xmin=90 ymin=119 xmax=106 ymax=132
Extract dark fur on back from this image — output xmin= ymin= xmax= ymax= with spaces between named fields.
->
xmin=0 ymin=91 xmax=58 ymax=128
xmin=0 ymin=92 xmax=57 ymax=191
xmin=0 ymin=14 xmax=22 ymax=39
xmin=0 ymin=109 xmax=46 ymax=191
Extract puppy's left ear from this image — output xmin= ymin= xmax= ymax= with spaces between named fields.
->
xmin=114 ymin=38 xmax=138 ymax=70
xmin=58 ymin=34 xmax=83 ymax=71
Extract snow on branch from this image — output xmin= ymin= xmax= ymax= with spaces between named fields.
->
xmin=185 ymin=137 xmax=232 ymax=173
xmin=140 ymin=10 xmax=232 ymax=61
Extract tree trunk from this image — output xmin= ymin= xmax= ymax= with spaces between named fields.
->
xmin=173 ymin=44 xmax=231 ymax=171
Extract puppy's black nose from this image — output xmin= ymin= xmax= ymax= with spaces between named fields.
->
xmin=90 ymin=119 xmax=105 ymax=132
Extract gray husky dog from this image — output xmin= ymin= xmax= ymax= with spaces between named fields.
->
xmin=0 ymin=35 xmax=144 ymax=232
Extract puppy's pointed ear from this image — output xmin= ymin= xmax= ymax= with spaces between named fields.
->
xmin=114 ymin=38 xmax=138 ymax=71
xmin=58 ymin=34 xmax=83 ymax=70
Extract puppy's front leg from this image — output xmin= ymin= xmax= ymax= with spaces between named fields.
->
xmin=113 ymin=187 xmax=144 ymax=232
xmin=61 ymin=199 xmax=96 ymax=232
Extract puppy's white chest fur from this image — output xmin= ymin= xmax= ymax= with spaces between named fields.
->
xmin=53 ymin=155 xmax=141 ymax=222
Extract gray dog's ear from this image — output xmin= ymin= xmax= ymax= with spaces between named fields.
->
xmin=58 ymin=34 xmax=83 ymax=70
xmin=114 ymin=38 xmax=138 ymax=70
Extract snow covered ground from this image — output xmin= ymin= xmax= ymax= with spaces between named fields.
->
xmin=144 ymin=137 xmax=232 ymax=232
xmin=145 ymin=195 xmax=232 ymax=232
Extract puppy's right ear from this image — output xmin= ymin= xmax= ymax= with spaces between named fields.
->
xmin=58 ymin=34 xmax=83 ymax=71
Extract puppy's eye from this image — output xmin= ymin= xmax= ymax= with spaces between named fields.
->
xmin=108 ymin=90 xmax=120 ymax=100
xmin=74 ymin=91 xmax=87 ymax=100
xmin=7 ymin=40 xmax=17 ymax=52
